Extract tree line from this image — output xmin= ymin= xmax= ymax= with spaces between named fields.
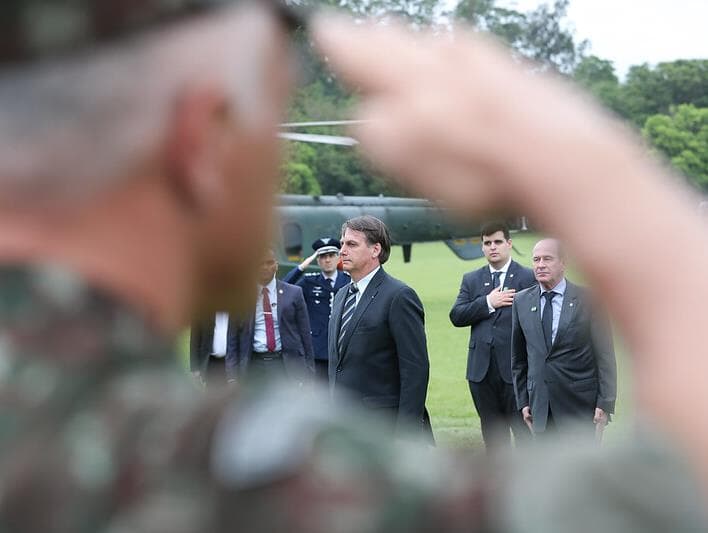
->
xmin=282 ymin=0 xmax=708 ymax=195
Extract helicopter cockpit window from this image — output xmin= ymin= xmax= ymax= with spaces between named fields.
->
xmin=282 ymin=223 xmax=303 ymax=257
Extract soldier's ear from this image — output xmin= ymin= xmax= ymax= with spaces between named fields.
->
xmin=162 ymin=85 xmax=231 ymax=212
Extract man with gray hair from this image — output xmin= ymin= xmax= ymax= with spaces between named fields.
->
xmin=511 ymin=238 xmax=617 ymax=436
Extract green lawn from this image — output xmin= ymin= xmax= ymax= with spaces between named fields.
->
xmin=181 ymin=233 xmax=633 ymax=450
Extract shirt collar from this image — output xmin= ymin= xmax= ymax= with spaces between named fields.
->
xmin=259 ymin=277 xmax=277 ymax=295
xmin=489 ymin=258 xmax=512 ymax=274
xmin=354 ymin=266 xmax=380 ymax=295
xmin=540 ymin=277 xmax=567 ymax=295
xmin=324 ymin=271 xmax=338 ymax=283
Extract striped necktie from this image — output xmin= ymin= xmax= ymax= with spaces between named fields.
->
xmin=338 ymin=283 xmax=359 ymax=353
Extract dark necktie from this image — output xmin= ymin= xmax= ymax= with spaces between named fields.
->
xmin=327 ymin=278 xmax=334 ymax=289
xmin=338 ymin=283 xmax=359 ymax=353
xmin=262 ymin=287 xmax=276 ymax=352
xmin=541 ymin=291 xmax=556 ymax=352
xmin=492 ymin=271 xmax=502 ymax=289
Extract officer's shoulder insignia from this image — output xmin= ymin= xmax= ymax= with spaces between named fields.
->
xmin=305 ymin=272 xmax=319 ymax=277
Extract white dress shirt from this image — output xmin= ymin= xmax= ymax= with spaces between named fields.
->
xmin=253 ymin=277 xmax=282 ymax=352
xmin=539 ymin=277 xmax=567 ymax=343
xmin=324 ymin=270 xmax=338 ymax=286
xmin=486 ymin=258 xmax=512 ymax=314
xmin=353 ymin=266 xmax=380 ymax=305
xmin=211 ymin=312 xmax=230 ymax=357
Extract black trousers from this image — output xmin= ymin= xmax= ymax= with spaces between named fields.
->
xmin=248 ymin=352 xmax=286 ymax=382
xmin=314 ymin=359 xmax=329 ymax=381
xmin=204 ymin=355 xmax=227 ymax=386
xmin=468 ymin=350 xmax=531 ymax=450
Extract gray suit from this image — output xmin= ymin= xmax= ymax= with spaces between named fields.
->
xmin=227 ymin=280 xmax=315 ymax=382
xmin=511 ymin=280 xmax=616 ymax=433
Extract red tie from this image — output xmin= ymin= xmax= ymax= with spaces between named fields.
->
xmin=262 ymin=287 xmax=276 ymax=352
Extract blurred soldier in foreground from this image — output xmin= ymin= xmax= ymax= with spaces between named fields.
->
xmin=0 ymin=1 xmax=300 ymax=531
xmin=0 ymin=2 xmax=706 ymax=532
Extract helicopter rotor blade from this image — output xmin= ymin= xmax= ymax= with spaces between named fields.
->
xmin=279 ymin=120 xmax=368 ymax=128
xmin=277 ymin=132 xmax=359 ymax=146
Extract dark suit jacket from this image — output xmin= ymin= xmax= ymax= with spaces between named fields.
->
xmin=328 ymin=268 xmax=430 ymax=430
xmin=511 ymin=280 xmax=617 ymax=432
xmin=282 ymin=267 xmax=350 ymax=360
xmin=227 ymin=280 xmax=315 ymax=381
xmin=450 ymin=260 xmax=536 ymax=383
xmin=189 ymin=315 xmax=236 ymax=374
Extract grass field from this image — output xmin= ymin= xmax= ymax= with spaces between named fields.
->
xmin=181 ymin=233 xmax=634 ymax=450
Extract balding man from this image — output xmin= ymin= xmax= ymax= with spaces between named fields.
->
xmin=511 ymin=239 xmax=617 ymax=436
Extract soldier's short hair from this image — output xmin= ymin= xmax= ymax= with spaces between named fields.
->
xmin=0 ymin=1 xmax=301 ymax=204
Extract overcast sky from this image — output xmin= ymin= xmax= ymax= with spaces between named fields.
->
xmin=453 ymin=0 xmax=708 ymax=77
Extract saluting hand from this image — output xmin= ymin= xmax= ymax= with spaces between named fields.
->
xmin=488 ymin=287 xmax=515 ymax=309
xmin=298 ymin=251 xmax=319 ymax=271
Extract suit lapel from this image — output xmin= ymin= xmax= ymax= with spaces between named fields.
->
xmin=553 ymin=280 xmax=577 ymax=351
xmin=503 ymin=261 xmax=520 ymax=291
xmin=275 ymin=280 xmax=285 ymax=325
xmin=338 ymin=268 xmax=385 ymax=362
xmin=527 ymin=287 xmax=545 ymax=347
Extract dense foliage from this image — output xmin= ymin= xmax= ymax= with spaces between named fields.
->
xmin=281 ymin=0 xmax=708 ymax=194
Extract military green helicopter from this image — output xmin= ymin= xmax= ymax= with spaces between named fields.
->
xmin=275 ymin=122 xmax=526 ymax=274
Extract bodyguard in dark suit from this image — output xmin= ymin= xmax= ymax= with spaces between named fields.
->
xmin=511 ymin=239 xmax=617 ymax=435
xmin=189 ymin=312 xmax=235 ymax=386
xmin=329 ymin=216 xmax=430 ymax=436
xmin=283 ymin=237 xmax=351 ymax=380
xmin=450 ymin=221 xmax=536 ymax=449
xmin=227 ymin=250 xmax=315 ymax=384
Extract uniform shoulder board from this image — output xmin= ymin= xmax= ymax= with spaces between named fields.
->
xmin=304 ymin=272 xmax=319 ymax=277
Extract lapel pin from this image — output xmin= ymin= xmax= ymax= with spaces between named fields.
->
xmin=531 ymin=306 xmax=537 ymax=312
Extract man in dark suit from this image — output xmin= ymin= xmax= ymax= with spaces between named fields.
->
xmin=228 ymin=249 xmax=315 ymax=384
xmin=450 ymin=221 xmax=536 ymax=449
xmin=328 ymin=215 xmax=430 ymax=435
xmin=283 ymin=237 xmax=351 ymax=380
xmin=189 ymin=313 xmax=236 ymax=386
xmin=511 ymin=238 xmax=617 ymax=436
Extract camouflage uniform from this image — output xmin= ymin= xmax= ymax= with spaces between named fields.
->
xmin=0 ymin=265 xmax=705 ymax=533
xmin=0 ymin=2 xmax=706 ymax=532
